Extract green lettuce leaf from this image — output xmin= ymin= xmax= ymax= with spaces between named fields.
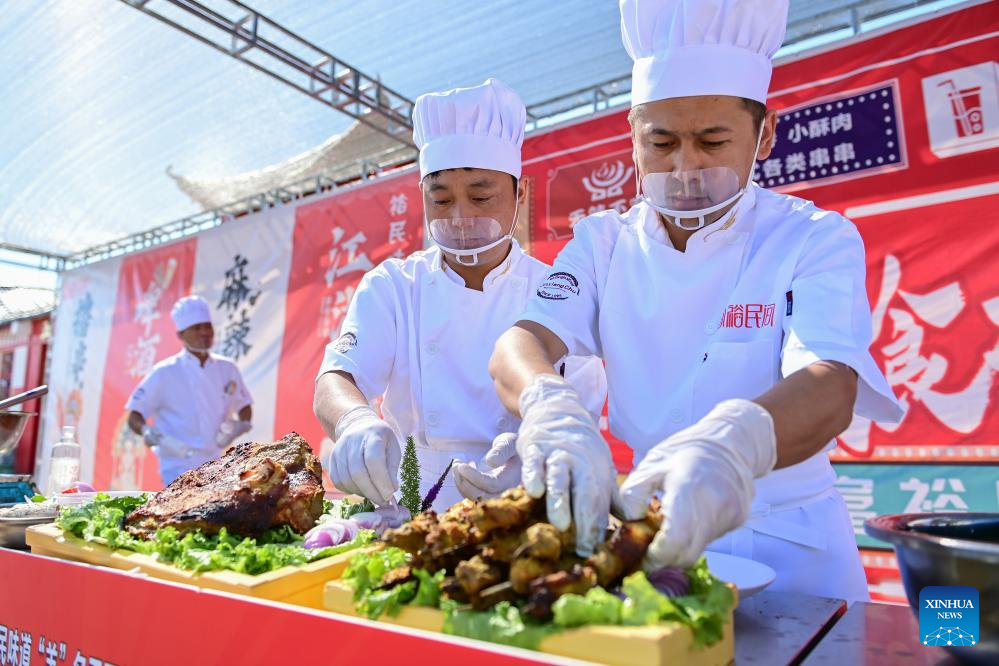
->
xmin=443 ymin=602 xmax=560 ymax=650
xmin=552 ymin=586 xmax=624 ymax=627
xmin=54 ymin=493 xmax=369 ymax=575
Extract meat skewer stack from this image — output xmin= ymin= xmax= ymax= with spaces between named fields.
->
xmin=380 ymin=486 xmax=662 ymax=619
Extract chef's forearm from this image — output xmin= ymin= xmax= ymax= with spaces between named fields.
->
xmin=490 ymin=322 xmax=566 ymax=416
xmin=314 ymin=371 xmax=368 ymax=440
xmin=754 ymin=360 xmax=857 ymax=469
xmin=127 ymin=410 xmax=146 ymax=436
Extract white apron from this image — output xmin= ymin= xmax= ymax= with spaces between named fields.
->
xmin=411 ymin=265 xmax=530 ymax=509
xmin=598 ymin=202 xmax=869 ymax=602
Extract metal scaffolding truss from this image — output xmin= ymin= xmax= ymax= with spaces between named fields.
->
xmin=119 ymin=0 xmax=415 ymax=147
xmin=4 ymin=0 xmax=976 ymax=275
xmin=58 ymin=144 xmax=416 ymax=270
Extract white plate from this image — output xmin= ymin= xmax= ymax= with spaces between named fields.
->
xmin=704 ymin=551 xmax=776 ymax=598
xmin=55 ymin=490 xmax=149 ymax=507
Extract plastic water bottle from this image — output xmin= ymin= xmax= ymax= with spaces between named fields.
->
xmin=46 ymin=426 xmax=82 ymax=495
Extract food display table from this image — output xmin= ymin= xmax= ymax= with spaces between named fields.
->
xmin=0 ymin=546 xmax=884 ymax=666
xmin=802 ymin=601 xmax=957 ymax=666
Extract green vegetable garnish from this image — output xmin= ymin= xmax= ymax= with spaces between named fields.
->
xmin=399 ymin=435 xmax=421 ymax=517
xmin=443 ymin=601 xmax=561 ymax=650
xmin=55 ymin=494 xmax=373 ymax=575
xmin=30 ymin=494 xmax=47 ymax=503
xmin=342 ymin=547 xmax=443 ymax=619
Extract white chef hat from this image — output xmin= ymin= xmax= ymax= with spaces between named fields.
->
xmin=171 ymin=295 xmax=212 ymax=332
xmin=621 ymin=0 xmax=789 ymax=106
xmin=413 ymin=78 xmax=526 ymax=180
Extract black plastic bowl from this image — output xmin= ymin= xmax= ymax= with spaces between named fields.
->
xmin=865 ymin=513 xmax=999 ymax=664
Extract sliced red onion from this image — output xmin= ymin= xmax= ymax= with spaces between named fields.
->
xmin=303 ymin=518 xmax=360 ymax=549
xmin=647 ymin=567 xmax=690 ymax=598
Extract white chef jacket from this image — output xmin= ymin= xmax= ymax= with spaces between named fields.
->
xmin=318 ymin=240 xmax=608 ymax=510
xmin=520 ymin=183 xmax=904 ymax=602
xmin=126 ymin=350 xmax=253 ymax=484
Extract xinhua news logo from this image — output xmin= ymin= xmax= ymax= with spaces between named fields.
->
xmin=919 ymin=586 xmax=979 ymax=647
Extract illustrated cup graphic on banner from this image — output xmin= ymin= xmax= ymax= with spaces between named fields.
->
xmin=922 ymin=62 xmax=999 ymax=158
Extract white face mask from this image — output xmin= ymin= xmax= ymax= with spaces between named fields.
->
xmin=637 ymin=123 xmax=765 ymax=231
xmin=427 ymin=196 xmax=520 ymax=267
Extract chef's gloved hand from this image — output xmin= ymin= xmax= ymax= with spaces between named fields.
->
xmin=616 ymin=399 xmax=778 ymax=569
xmin=141 ymin=424 xmax=163 ymax=448
xmin=453 ymin=432 xmax=521 ymax=500
xmin=328 ymin=405 xmax=401 ymax=507
xmin=215 ymin=419 xmax=253 ymax=449
xmin=517 ymin=374 xmax=617 ymax=557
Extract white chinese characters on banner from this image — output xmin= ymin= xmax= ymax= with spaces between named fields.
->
xmin=319 ymin=226 xmax=374 ymax=341
xmin=837 ymin=254 xmax=999 ymax=456
xmin=388 ymin=191 xmax=409 ymax=257
xmin=835 ymin=475 xmax=877 ymax=536
xmin=126 ymin=258 xmax=177 ymax=379
xmin=901 ymin=477 xmax=969 ymax=513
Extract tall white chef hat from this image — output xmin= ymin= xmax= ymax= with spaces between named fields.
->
xmin=413 ymin=78 xmax=526 ymax=180
xmin=621 ymin=0 xmax=789 ymax=106
xmin=171 ymin=295 xmax=212 ymax=332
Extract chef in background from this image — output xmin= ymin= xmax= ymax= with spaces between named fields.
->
xmin=314 ymin=78 xmax=606 ymax=511
xmin=489 ymin=0 xmax=903 ymax=602
xmin=126 ymin=295 xmax=254 ymax=484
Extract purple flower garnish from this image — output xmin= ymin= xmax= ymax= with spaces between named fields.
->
xmin=421 ymin=458 xmax=456 ymax=512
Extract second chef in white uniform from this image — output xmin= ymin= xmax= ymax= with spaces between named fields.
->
xmin=314 ymin=78 xmax=606 ymax=511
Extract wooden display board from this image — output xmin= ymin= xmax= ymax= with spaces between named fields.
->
xmin=323 ymin=579 xmax=737 ymax=666
xmin=25 ymin=523 xmax=360 ymax=609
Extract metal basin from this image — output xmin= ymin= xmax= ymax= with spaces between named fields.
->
xmin=0 ymin=411 xmax=35 ymax=457
xmin=866 ymin=513 xmax=999 ymax=664
xmin=0 ymin=516 xmax=54 ymax=549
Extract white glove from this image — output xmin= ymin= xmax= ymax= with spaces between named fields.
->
xmin=328 ymin=405 xmax=401 ymax=507
xmin=453 ymin=432 xmax=521 ymax=500
xmin=517 ymin=374 xmax=617 ymax=557
xmin=144 ymin=426 xmax=192 ymax=459
xmin=141 ymin=425 xmax=163 ymax=448
xmin=216 ymin=419 xmax=253 ymax=449
xmin=616 ymin=399 xmax=778 ymax=569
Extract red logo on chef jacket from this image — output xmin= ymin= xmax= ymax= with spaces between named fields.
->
xmin=543 ymin=150 xmax=638 ymax=242
xmin=719 ymin=303 xmax=778 ymax=328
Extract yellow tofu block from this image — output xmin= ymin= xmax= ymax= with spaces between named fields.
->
xmin=25 ymin=523 xmax=361 ymax=609
xmin=323 ymin=580 xmax=736 ymax=666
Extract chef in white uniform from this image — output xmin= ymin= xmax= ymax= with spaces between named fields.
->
xmin=489 ymin=0 xmax=903 ymax=602
xmin=126 ymin=295 xmax=254 ymax=484
xmin=314 ymin=79 xmax=606 ymax=511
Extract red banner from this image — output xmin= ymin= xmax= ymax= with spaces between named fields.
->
xmin=523 ymin=3 xmax=999 ymax=466
xmin=274 ymin=172 xmax=424 ymax=468
xmin=93 ymin=240 xmax=196 ymax=490
xmin=0 ymin=549 xmax=548 ymax=666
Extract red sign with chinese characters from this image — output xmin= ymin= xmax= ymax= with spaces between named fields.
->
xmin=92 ymin=240 xmax=196 ymax=490
xmin=274 ymin=172 xmax=424 ymax=466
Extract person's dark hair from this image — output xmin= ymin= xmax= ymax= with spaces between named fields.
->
xmin=426 ymin=167 xmax=518 ymax=193
xmin=740 ymin=97 xmax=766 ymax=132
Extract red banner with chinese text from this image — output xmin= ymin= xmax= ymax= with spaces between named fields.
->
xmin=274 ymin=172 xmax=424 ymax=471
xmin=92 ymin=240 xmax=196 ymax=490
